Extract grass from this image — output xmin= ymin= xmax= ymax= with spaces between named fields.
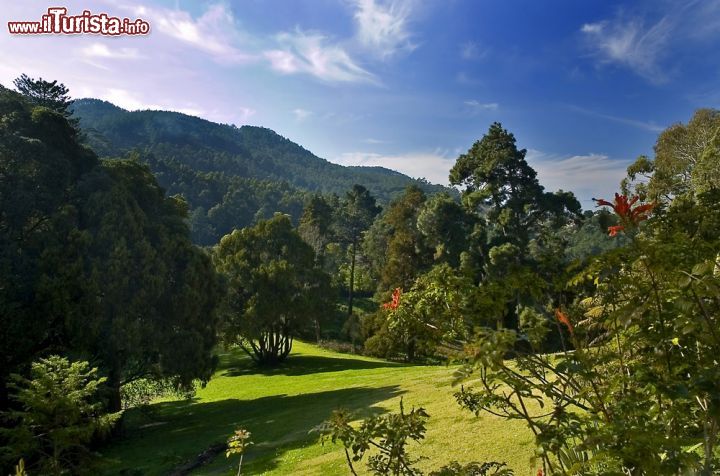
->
xmin=100 ymin=342 xmax=537 ymax=475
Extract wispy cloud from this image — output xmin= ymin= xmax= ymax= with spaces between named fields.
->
xmin=292 ymin=108 xmax=313 ymax=121
xmin=465 ymin=100 xmax=498 ymax=113
xmin=580 ymin=14 xmax=673 ymax=82
xmin=353 ymin=0 xmax=416 ymax=59
xmin=455 ymin=72 xmax=483 ymax=86
xmin=460 ymin=41 xmax=488 ymax=60
xmin=80 ymin=43 xmax=141 ymax=60
xmin=133 ymin=3 xmax=251 ymax=62
xmin=527 ymin=149 xmax=629 ymax=204
xmin=567 ymin=104 xmax=664 ymax=133
xmin=332 ymin=150 xmax=455 ymax=185
xmin=265 ymin=30 xmax=377 ymax=84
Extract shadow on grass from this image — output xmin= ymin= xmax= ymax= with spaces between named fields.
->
xmin=221 ymin=354 xmax=409 ymax=377
xmin=104 ymin=385 xmax=404 ymax=475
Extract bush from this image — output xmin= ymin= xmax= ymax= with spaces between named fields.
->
xmin=0 ymin=356 xmax=121 ymax=475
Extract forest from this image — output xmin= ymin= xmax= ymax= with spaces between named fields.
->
xmin=1 ymin=74 xmax=720 ymax=476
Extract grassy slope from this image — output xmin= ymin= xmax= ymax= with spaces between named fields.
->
xmin=101 ymin=342 xmax=537 ymax=475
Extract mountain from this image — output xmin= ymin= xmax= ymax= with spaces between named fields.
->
xmin=73 ymin=99 xmax=449 ymax=201
xmin=72 ymin=99 xmax=453 ymax=245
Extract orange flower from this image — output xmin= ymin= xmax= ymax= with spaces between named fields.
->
xmin=594 ymin=193 xmax=655 ymax=236
xmin=608 ymin=225 xmax=624 ymax=237
xmin=555 ymin=308 xmax=574 ymax=335
xmin=537 ymin=469 xmax=544 ymax=476
xmin=382 ymin=288 xmax=402 ymax=310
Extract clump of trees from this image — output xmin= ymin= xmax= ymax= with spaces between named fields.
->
xmin=1 ymin=77 xmax=223 ymax=472
xmin=214 ymin=214 xmax=333 ymax=365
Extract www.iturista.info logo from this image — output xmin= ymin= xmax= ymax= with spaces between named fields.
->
xmin=7 ymin=7 xmax=150 ymax=35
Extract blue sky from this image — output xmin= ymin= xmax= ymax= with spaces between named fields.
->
xmin=2 ymin=0 xmax=720 ymax=206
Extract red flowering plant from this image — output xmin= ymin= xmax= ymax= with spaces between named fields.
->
xmin=382 ymin=287 xmax=402 ymax=310
xmin=593 ymin=193 xmax=655 ymax=236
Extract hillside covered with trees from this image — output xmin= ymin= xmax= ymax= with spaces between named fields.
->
xmin=71 ymin=99 xmax=451 ymax=245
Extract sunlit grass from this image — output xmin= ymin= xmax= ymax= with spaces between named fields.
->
xmin=100 ymin=342 xmax=537 ymax=475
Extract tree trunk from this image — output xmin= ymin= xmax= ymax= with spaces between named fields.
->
xmin=348 ymin=238 xmax=356 ymax=317
xmin=314 ymin=319 xmax=321 ymax=343
xmin=108 ymin=365 xmax=123 ymax=414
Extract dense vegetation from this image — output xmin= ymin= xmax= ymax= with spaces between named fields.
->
xmin=72 ymin=99 xmax=451 ymax=245
xmin=2 ymin=74 xmax=720 ymax=475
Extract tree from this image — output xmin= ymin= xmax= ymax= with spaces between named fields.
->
xmin=298 ymin=194 xmax=337 ymax=341
xmin=0 ymin=87 xmax=223 ymax=413
xmin=449 ymin=123 xmax=580 ymax=248
xmin=337 ymin=185 xmax=381 ymax=317
xmin=455 ymin=190 xmax=720 ymax=475
xmin=416 ymin=192 xmax=474 ymax=268
xmin=13 ymin=74 xmax=73 ymax=118
xmin=366 ymin=264 xmax=476 ymax=361
xmin=0 ymin=356 xmax=121 ymax=475
xmin=214 ymin=214 xmax=333 ymax=365
xmin=298 ymin=194 xmax=335 ymax=257
xmin=624 ymin=108 xmax=720 ymax=201
xmin=377 ymin=186 xmax=433 ymax=294
xmin=446 ymin=124 xmax=581 ymax=332
xmin=0 ymin=87 xmax=96 ymax=408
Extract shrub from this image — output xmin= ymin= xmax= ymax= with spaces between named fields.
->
xmin=0 ymin=356 xmax=121 ymax=475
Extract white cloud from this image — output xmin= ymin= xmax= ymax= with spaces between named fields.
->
xmin=527 ymin=150 xmax=629 ymax=205
xmin=465 ymin=100 xmax=498 ymax=112
xmin=332 ymin=150 xmax=455 ymax=185
xmin=580 ymin=15 xmax=673 ymax=81
xmin=292 ymin=108 xmax=313 ymax=121
xmin=264 ymin=30 xmax=377 ymax=84
xmin=460 ymin=41 xmax=488 ymax=60
xmin=353 ymin=0 xmax=416 ymax=59
xmin=80 ymin=43 xmax=141 ymax=59
xmin=567 ymin=105 xmax=664 ymax=133
xmin=137 ymin=3 xmax=251 ymax=62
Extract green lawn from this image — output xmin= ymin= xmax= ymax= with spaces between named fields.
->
xmin=100 ymin=342 xmax=537 ymax=475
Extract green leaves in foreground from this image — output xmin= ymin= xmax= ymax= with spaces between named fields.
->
xmin=0 ymin=356 xmax=121 ymax=475
xmin=314 ymin=400 xmax=512 ymax=476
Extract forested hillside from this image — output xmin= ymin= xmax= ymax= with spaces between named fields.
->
xmin=72 ymin=99 xmax=450 ymax=244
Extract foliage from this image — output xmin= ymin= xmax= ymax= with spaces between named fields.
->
xmin=377 ymin=186 xmax=433 ymax=293
xmin=429 ymin=461 xmax=513 ymax=476
xmin=13 ymin=74 xmax=74 ymax=118
xmin=366 ymin=265 xmax=477 ymax=361
xmin=623 ymin=108 xmax=720 ymax=201
xmin=315 ymin=400 xmax=513 ymax=476
xmin=214 ymin=214 xmax=333 ymax=365
xmin=337 ymin=185 xmax=382 ymax=318
xmin=0 ymin=356 xmax=121 ymax=475
xmin=454 ymin=189 xmax=720 ymax=475
xmin=226 ymin=428 xmax=253 ymax=476
xmin=120 ymin=379 xmax=196 ymax=410
xmin=71 ymin=99 xmax=452 ymax=245
xmin=314 ymin=400 xmax=430 ymax=475
xmin=0 ymin=85 xmax=223 ymax=413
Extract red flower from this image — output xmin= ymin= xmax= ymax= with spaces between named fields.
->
xmin=608 ymin=225 xmax=624 ymax=237
xmin=382 ymin=288 xmax=402 ymax=310
xmin=594 ymin=193 xmax=655 ymax=236
xmin=555 ymin=308 xmax=574 ymax=335
xmin=537 ymin=469 xmax=544 ymax=476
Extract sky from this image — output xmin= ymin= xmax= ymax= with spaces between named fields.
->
xmin=2 ymin=0 xmax=720 ymax=206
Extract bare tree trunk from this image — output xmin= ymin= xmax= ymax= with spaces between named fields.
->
xmin=348 ymin=238 xmax=356 ymax=317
